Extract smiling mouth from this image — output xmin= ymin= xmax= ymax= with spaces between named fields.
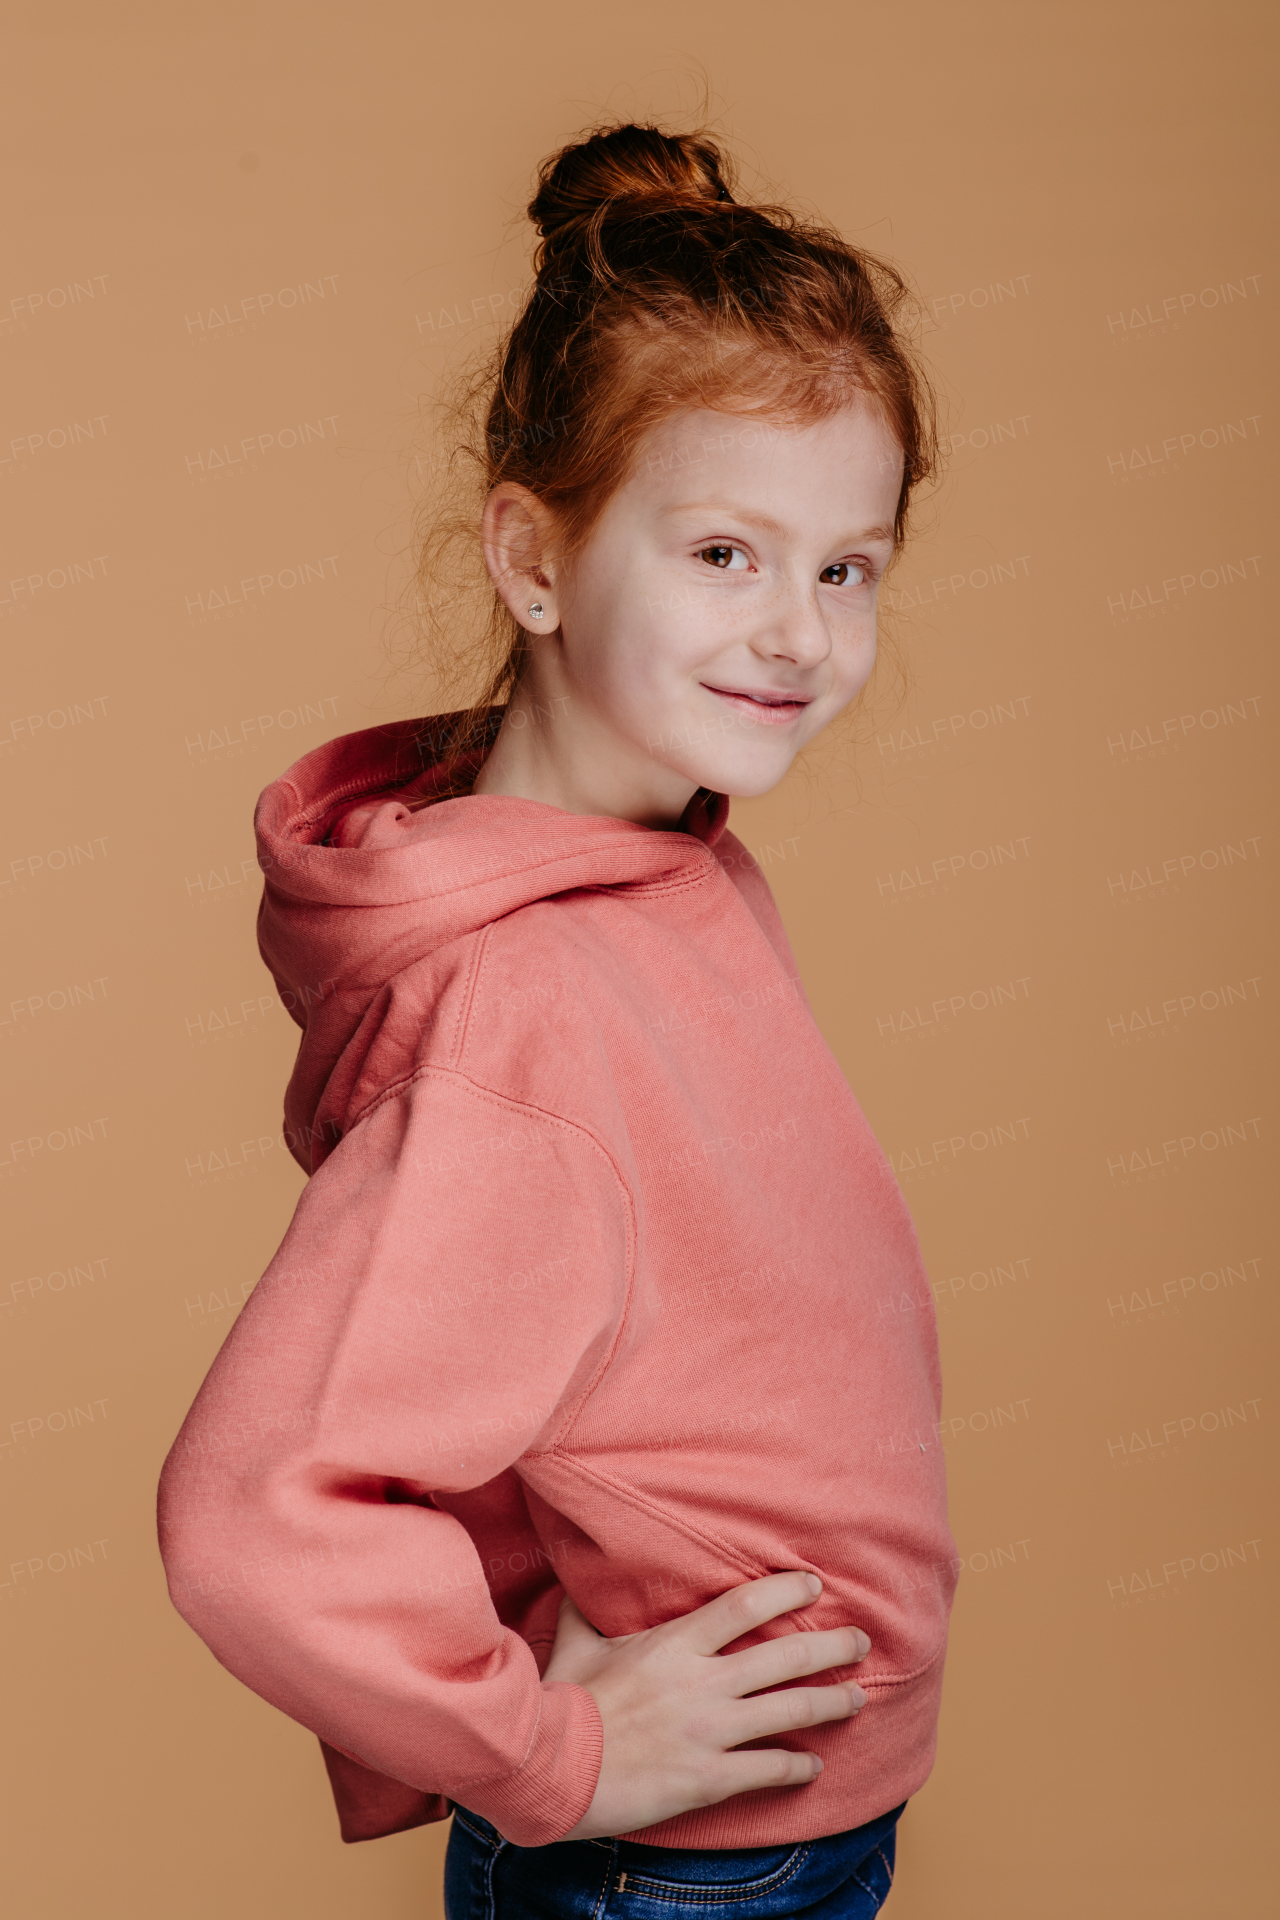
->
xmin=701 ymin=684 xmax=813 ymax=723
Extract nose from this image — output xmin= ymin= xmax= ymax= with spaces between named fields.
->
xmin=750 ymin=573 xmax=835 ymax=670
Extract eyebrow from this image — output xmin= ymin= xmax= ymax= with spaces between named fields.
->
xmin=668 ymin=505 xmax=896 ymax=546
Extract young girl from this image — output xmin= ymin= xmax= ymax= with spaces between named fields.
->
xmin=159 ymin=122 xmax=957 ymax=1918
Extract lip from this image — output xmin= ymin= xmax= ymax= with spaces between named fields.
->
xmin=701 ymin=683 xmax=814 ymax=725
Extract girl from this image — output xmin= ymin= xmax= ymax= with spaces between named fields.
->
xmin=159 ymin=122 xmax=957 ymax=1918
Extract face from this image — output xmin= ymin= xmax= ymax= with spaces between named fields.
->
xmin=481 ymin=397 xmax=905 ymax=825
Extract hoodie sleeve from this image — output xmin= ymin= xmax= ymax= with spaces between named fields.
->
xmin=157 ymin=1066 xmax=632 ymax=1845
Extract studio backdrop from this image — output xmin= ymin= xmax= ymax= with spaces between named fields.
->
xmin=4 ymin=4 xmax=1273 ymax=1916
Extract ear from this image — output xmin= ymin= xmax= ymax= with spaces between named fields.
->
xmin=481 ymin=483 xmax=561 ymax=633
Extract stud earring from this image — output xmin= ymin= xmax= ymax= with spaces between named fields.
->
xmin=528 ymin=602 xmax=544 ymax=619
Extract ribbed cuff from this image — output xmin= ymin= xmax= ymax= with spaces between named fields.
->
xmin=455 ymin=1681 xmax=604 ymax=1847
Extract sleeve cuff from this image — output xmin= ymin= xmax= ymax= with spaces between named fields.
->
xmin=454 ymin=1681 xmax=604 ymax=1847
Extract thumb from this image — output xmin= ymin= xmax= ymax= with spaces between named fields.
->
xmin=553 ymin=1592 xmax=599 ymax=1644
xmin=543 ymin=1593 xmax=605 ymax=1683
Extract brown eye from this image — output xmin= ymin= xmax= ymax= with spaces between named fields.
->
xmin=699 ymin=544 xmax=748 ymax=570
xmin=821 ymin=561 xmax=866 ymax=586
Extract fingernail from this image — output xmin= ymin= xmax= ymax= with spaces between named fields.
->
xmin=811 ymin=1756 xmax=824 ymax=1774
xmin=805 ymin=1574 xmax=822 ymax=1595
xmin=850 ymin=1688 xmax=867 ymax=1710
xmin=856 ymin=1632 xmax=871 ymax=1657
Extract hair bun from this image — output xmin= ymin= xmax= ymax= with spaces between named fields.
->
xmin=528 ymin=122 xmax=734 ymax=251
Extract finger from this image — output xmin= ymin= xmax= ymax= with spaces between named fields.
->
xmin=703 ymin=1747 xmax=827 ymax=1801
xmin=673 ymin=1572 xmax=823 ymax=1657
xmin=716 ymin=1626 xmax=870 ymax=1698
xmin=727 ymin=1680 xmax=866 ymax=1748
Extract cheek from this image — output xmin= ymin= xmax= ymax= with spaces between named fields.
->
xmin=583 ymin=573 xmax=715 ymax=695
xmin=562 ymin=566 xmax=689 ymax=717
xmin=833 ymin=614 xmax=878 ymax=693
xmin=608 ymin=619 xmax=707 ymax=719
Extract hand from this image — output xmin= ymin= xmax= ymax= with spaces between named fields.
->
xmin=542 ymin=1570 xmax=869 ymax=1841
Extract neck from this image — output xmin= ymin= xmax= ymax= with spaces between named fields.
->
xmin=469 ymin=658 xmax=700 ymax=830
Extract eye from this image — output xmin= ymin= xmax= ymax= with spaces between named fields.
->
xmin=820 ymin=561 xmax=867 ymax=587
xmin=698 ymin=544 xmax=751 ymax=570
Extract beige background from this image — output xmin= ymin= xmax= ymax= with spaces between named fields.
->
xmin=4 ymin=3 xmax=1274 ymax=1914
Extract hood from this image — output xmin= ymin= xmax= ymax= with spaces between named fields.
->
xmin=254 ymin=711 xmax=730 ymax=1168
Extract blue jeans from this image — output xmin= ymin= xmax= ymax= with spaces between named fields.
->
xmin=443 ymin=1801 xmax=905 ymax=1918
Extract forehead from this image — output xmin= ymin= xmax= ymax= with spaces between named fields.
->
xmin=630 ymin=400 xmax=903 ymax=515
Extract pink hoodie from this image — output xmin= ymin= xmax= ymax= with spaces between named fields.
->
xmin=158 ymin=713 xmax=957 ymax=1851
